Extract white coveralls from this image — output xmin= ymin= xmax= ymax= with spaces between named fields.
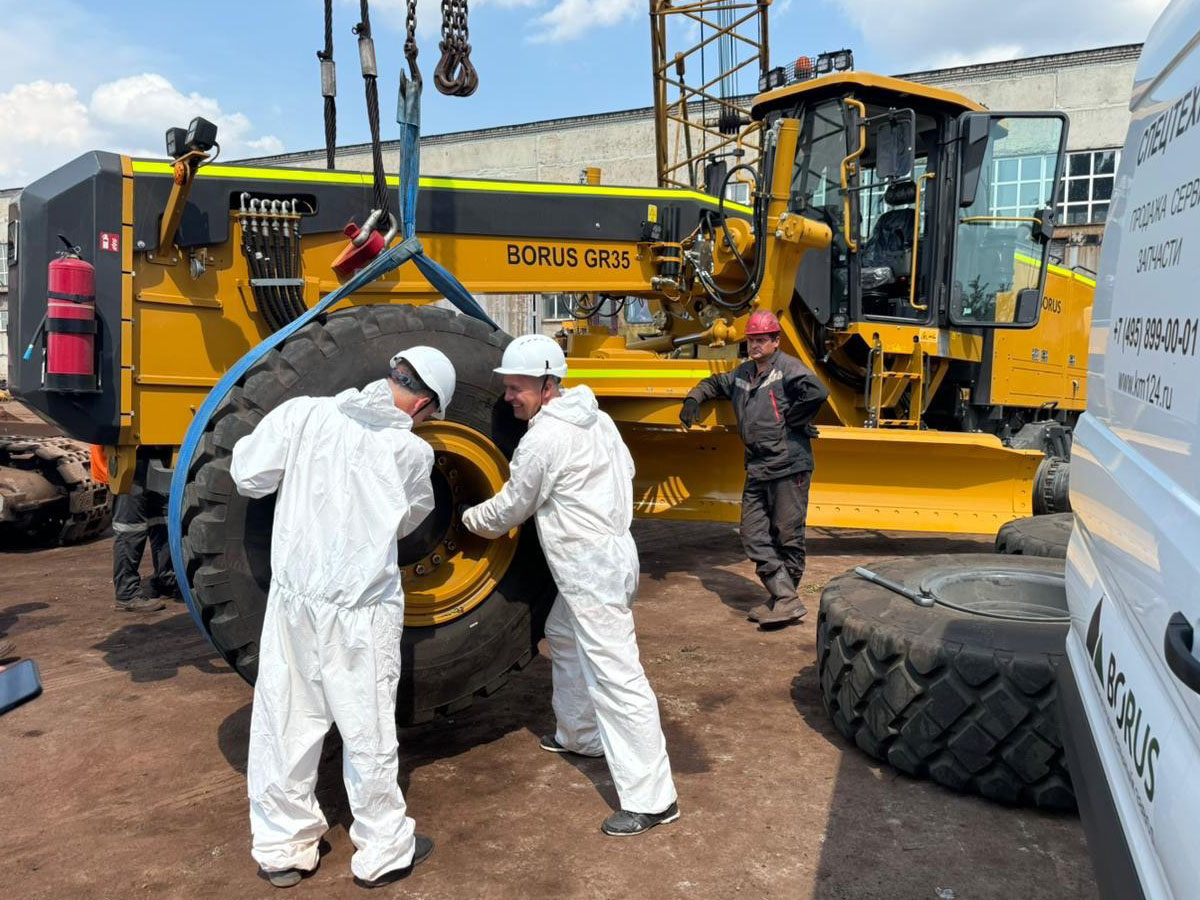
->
xmin=230 ymin=379 xmax=435 ymax=881
xmin=463 ymin=385 xmax=676 ymax=814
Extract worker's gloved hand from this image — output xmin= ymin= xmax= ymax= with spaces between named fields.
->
xmin=679 ymin=397 xmax=700 ymax=428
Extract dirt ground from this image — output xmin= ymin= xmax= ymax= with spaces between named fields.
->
xmin=1 ymin=520 xmax=1098 ymax=900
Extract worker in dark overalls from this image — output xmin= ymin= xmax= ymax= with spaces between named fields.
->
xmin=106 ymin=449 xmax=177 ymax=612
xmin=680 ymin=310 xmax=828 ymax=627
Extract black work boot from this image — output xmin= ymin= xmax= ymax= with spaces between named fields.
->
xmin=759 ymin=596 xmax=808 ymax=627
xmin=114 ymin=596 xmax=166 ymax=612
xmin=746 ymin=600 xmax=774 ymax=623
xmin=749 ymin=570 xmax=796 ymax=623
xmin=353 ymin=835 xmax=434 ymax=888
xmin=602 ymin=802 xmax=681 ymax=836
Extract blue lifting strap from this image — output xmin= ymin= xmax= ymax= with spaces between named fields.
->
xmin=397 ymin=71 xmax=497 ymax=329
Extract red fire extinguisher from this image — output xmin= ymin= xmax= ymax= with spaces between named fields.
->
xmin=25 ymin=235 xmax=99 ymax=392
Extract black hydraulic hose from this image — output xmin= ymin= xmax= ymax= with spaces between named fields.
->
xmin=268 ymin=213 xmax=297 ymax=321
xmin=260 ymin=216 xmax=287 ymax=327
xmin=241 ymin=219 xmax=278 ymax=331
xmin=291 ymin=217 xmax=307 ymax=318
xmin=248 ymin=216 xmax=286 ymax=331
xmin=703 ymin=161 xmax=766 ymax=311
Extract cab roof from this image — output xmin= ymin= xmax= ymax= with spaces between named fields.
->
xmin=751 ymin=71 xmax=986 ymax=121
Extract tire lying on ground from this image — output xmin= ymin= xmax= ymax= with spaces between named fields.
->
xmin=817 ymin=553 xmax=1074 ymax=810
xmin=181 ymin=304 xmax=557 ymax=724
xmin=994 ymin=512 xmax=1074 ymax=559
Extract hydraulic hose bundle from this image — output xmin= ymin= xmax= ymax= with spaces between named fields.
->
xmin=238 ymin=195 xmax=308 ymax=332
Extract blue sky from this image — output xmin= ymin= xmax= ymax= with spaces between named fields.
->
xmin=0 ymin=0 xmax=1167 ymax=185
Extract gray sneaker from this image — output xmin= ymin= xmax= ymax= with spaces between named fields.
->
xmin=114 ymin=596 xmax=166 ymax=612
xmin=601 ymin=802 xmax=681 ymax=836
xmin=259 ymin=868 xmax=304 ymax=889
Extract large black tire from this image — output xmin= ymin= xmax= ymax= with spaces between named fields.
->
xmin=995 ymin=513 xmax=1074 ymax=559
xmin=0 ymin=436 xmax=112 ymax=544
xmin=817 ymin=554 xmax=1074 ymax=810
xmin=181 ymin=305 xmax=556 ymax=724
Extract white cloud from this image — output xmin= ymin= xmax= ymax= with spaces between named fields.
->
xmin=828 ymin=0 xmax=1170 ymax=72
xmin=0 ymin=73 xmax=282 ymax=184
xmin=0 ymin=81 xmax=97 ymax=181
xmin=89 ymin=74 xmax=283 ymax=159
xmin=527 ymin=0 xmax=640 ymax=43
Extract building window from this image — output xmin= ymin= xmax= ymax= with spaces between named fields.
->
xmin=541 ymin=294 xmax=573 ymax=322
xmin=725 ymin=180 xmax=752 ymax=206
xmin=990 ymin=153 xmax=1057 ymax=220
xmin=986 ymin=147 xmax=1119 ymax=226
xmin=1059 ymin=149 xmax=1118 ymax=225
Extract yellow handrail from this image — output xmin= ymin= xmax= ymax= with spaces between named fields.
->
xmin=840 ymin=98 xmax=867 ymax=252
xmin=908 ymin=172 xmax=935 ymax=312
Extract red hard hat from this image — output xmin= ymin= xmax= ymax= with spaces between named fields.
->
xmin=744 ymin=309 xmax=782 ymax=336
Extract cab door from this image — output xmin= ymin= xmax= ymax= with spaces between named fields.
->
xmin=948 ymin=111 xmax=1068 ymax=329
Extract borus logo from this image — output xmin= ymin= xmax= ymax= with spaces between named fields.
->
xmin=1087 ymin=597 xmax=1160 ymax=804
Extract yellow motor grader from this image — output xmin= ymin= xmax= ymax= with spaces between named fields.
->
xmin=5 ymin=63 xmax=1089 ymax=721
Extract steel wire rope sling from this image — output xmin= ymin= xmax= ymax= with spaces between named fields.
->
xmin=169 ymin=0 xmax=490 ymax=635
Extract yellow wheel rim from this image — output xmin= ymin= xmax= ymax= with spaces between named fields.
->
xmin=402 ymin=420 xmax=519 ymax=628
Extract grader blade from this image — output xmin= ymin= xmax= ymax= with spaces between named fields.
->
xmin=626 ymin=425 xmax=1041 ymax=536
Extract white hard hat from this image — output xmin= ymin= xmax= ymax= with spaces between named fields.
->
xmin=494 ymin=334 xmax=568 ymax=379
xmin=389 ymin=346 xmax=456 ymax=419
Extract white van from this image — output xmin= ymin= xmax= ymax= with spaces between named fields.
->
xmin=1062 ymin=2 xmax=1200 ymax=897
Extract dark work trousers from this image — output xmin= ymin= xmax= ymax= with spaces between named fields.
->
xmin=740 ymin=470 xmax=813 ymax=587
xmin=112 ymin=477 xmax=177 ymax=601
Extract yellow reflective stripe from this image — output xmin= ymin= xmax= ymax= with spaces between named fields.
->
xmin=129 ymin=159 xmax=753 ymax=213
xmin=569 ymin=369 xmax=714 ymax=379
xmin=1012 ymin=251 xmax=1096 ymax=287
xmin=131 ymin=160 xmax=370 ymax=184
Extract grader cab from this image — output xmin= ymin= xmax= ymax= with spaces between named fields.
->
xmin=5 ymin=68 xmax=1091 ymax=723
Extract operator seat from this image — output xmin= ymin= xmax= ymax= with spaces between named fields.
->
xmin=861 ymin=180 xmax=917 ymax=276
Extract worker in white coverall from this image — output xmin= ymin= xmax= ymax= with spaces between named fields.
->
xmin=229 ymin=347 xmax=456 ymax=889
xmin=462 ymin=334 xmax=679 ymax=836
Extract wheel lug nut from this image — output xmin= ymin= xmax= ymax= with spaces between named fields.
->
xmin=446 ymin=540 xmax=457 ymax=552
xmin=437 ymin=455 xmax=448 ymax=467
xmin=415 ymin=564 xmax=426 ymax=576
xmin=432 ymin=553 xmax=442 ymax=566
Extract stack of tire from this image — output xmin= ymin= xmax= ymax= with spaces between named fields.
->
xmin=816 ymin=514 xmax=1076 ymax=810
